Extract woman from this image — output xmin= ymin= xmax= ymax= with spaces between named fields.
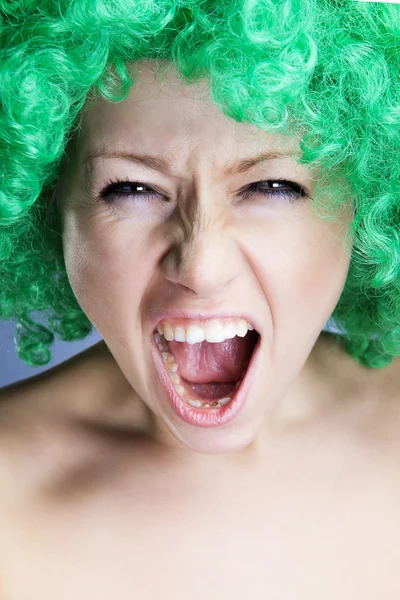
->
xmin=1 ymin=0 xmax=400 ymax=597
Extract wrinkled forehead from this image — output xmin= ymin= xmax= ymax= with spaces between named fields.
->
xmin=76 ymin=60 xmax=301 ymax=170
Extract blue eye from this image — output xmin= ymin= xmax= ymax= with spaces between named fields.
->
xmin=97 ymin=178 xmax=309 ymax=204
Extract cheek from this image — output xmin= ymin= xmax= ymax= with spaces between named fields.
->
xmin=61 ymin=209 xmax=154 ymax=333
xmin=249 ymin=214 xmax=352 ymax=337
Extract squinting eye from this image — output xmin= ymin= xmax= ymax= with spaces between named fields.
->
xmin=240 ymin=179 xmax=309 ymax=203
xmin=96 ymin=177 xmax=310 ymax=204
xmin=97 ymin=178 xmax=163 ymax=203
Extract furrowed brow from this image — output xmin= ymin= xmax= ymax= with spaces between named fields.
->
xmin=225 ymin=150 xmax=299 ymax=175
xmin=82 ymin=149 xmax=298 ymax=176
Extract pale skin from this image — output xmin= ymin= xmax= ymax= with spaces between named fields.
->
xmin=1 ymin=60 xmax=400 ymax=598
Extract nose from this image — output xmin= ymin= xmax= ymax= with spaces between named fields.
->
xmin=160 ymin=225 xmax=241 ymax=297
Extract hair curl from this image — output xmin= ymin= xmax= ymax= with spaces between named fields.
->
xmin=0 ymin=0 xmax=399 ymax=370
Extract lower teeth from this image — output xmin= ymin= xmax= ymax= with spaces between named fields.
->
xmin=187 ymin=396 xmax=232 ymax=409
xmin=154 ymin=332 xmax=237 ymax=409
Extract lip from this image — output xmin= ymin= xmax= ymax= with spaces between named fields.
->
xmin=149 ymin=308 xmax=263 ymax=337
xmin=150 ymin=332 xmax=262 ymax=427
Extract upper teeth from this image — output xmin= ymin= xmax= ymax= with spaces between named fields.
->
xmin=156 ymin=318 xmax=254 ymax=344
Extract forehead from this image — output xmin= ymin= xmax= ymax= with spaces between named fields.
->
xmin=78 ymin=60 xmax=300 ymax=167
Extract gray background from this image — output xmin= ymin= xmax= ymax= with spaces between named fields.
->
xmin=0 ymin=317 xmax=343 ymax=390
xmin=0 ymin=319 xmax=102 ymax=389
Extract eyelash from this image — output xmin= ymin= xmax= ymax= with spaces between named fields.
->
xmin=97 ymin=177 xmax=309 ymax=204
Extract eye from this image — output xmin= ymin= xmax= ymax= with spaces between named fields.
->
xmin=239 ymin=179 xmax=310 ymax=204
xmin=96 ymin=177 xmax=310 ymax=204
xmin=97 ymin=178 xmax=164 ymax=203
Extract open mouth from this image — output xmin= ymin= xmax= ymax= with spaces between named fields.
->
xmin=152 ymin=320 xmax=260 ymax=411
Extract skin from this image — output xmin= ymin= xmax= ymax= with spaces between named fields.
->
xmin=55 ymin=58 xmax=356 ymax=461
xmin=3 ymin=60 xmax=400 ymax=598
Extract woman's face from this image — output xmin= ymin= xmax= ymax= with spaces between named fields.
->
xmin=58 ymin=60 xmax=353 ymax=456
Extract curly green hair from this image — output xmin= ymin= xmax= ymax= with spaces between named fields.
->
xmin=0 ymin=0 xmax=399 ymax=370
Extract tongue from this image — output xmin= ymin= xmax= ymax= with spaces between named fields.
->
xmin=167 ymin=334 xmax=255 ymax=385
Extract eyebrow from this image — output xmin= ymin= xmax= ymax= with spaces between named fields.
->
xmin=82 ymin=148 xmax=299 ymax=176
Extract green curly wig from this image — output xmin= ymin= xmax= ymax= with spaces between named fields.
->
xmin=1 ymin=0 xmax=399 ymax=370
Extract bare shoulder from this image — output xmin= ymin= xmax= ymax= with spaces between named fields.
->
xmin=314 ymin=332 xmax=400 ymax=455
xmin=0 ymin=341 xmax=109 ymax=428
xmin=0 ymin=341 xmax=149 ymax=501
xmin=0 ymin=340 xmax=137 ymax=422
